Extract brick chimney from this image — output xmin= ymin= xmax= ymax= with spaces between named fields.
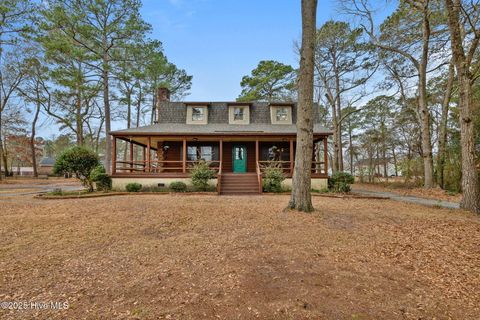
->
xmin=156 ymin=87 xmax=170 ymax=122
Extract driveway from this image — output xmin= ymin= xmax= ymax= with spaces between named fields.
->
xmin=0 ymin=179 xmax=83 ymax=197
xmin=352 ymin=186 xmax=460 ymax=209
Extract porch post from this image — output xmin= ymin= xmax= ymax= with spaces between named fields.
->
xmin=323 ymin=136 xmax=328 ymax=175
xmin=255 ymin=139 xmax=259 ymax=165
xmin=289 ymin=138 xmax=294 ymax=175
xmin=112 ymin=136 xmax=116 ymax=175
xmin=142 ymin=146 xmax=146 ymax=172
xmin=219 ymin=139 xmax=223 ymax=167
xmin=182 ymin=138 xmax=187 ymax=173
xmin=147 ymin=137 xmax=151 ymax=173
xmin=129 ymin=140 xmax=134 ymax=172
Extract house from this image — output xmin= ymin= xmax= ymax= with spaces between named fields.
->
xmin=38 ymin=157 xmax=56 ymax=176
xmin=110 ymin=88 xmax=333 ymax=194
xmin=1 ymin=166 xmax=34 ymax=176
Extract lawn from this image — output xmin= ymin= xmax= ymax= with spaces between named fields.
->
xmin=0 ymin=194 xmax=479 ymax=319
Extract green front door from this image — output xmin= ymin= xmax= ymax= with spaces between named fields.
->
xmin=232 ymin=145 xmax=247 ymax=173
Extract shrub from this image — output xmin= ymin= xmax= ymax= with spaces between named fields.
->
xmin=190 ymin=161 xmax=216 ymax=191
xmin=140 ymin=186 xmax=169 ymax=192
xmin=262 ymin=163 xmax=285 ymax=193
xmin=126 ymin=182 xmax=142 ymax=192
xmin=169 ymin=181 xmax=187 ymax=192
xmin=53 ymin=146 xmax=99 ymax=191
xmin=328 ymin=171 xmax=354 ymax=193
xmin=90 ymin=165 xmax=112 ymax=192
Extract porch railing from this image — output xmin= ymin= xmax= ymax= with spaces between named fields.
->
xmin=257 ymin=160 xmax=327 ymax=176
xmin=114 ymin=160 xmax=221 ymax=174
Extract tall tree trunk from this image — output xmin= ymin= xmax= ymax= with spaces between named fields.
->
xmin=333 ymin=62 xmax=343 ymax=172
xmin=392 ymin=146 xmax=398 ymax=176
xmin=1 ymin=139 xmax=8 ymax=177
xmin=30 ymin=100 xmax=41 ymax=178
xmin=332 ymin=106 xmax=339 ymax=172
xmin=150 ymin=87 xmax=156 ymax=125
xmin=136 ymin=85 xmax=142 ymax=127
xmin=349 ymin=128 xmax=354 ymax=175
xmin=0 ymin=106 xmax=3 ymax=180
xmin=445 ymin=0 xmax=480 ymax=213
xmin=288 ymin=0 xmax=317 ymax=212
xmin=437 ymin=62 xmax=455 ymax=189
xmin=123 ymin=89 xmax=132 ymax=163
xmin=103 ymin=36 xmax=112 ymax=174
xmin=417 ymin=3 xmax=434 ymax=188
xmin=76 ymin=85 xmax=84 ymax=145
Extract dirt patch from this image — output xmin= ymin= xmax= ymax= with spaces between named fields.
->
xmin=0 ymin=195 xmax=478 ymax=319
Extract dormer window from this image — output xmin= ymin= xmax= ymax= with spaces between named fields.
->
xmin=192 ymin=107 xmax=205 ymax=121
xmin=186 ymin=105 xmax=208 ymax=124
xmin=234 ymin=107 xmax=244 ymax=120
xmin=228 ymin=104 xmax=250 ymax=124
xmin=276 ymin=107 xmax=289 ymax=121
xmin=270 ymin=105 xmax=292 ymax=124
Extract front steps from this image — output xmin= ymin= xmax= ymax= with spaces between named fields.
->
xmin=219 ymin=173 xmax=261 ymax=195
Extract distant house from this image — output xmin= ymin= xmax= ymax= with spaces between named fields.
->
xmin=38 ymin=157 xmax=55 ymax=176
xmin=110 ymin=87 xmax=333 ymax=194
xmin=1 ymin=166 xmax=34 ymax=176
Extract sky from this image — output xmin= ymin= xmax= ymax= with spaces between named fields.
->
xmin=140 ymin=0 xmax=339 ymax=101
xmin=36 ymin=0 xmax=394 ymax=137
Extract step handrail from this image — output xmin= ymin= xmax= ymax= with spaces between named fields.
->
xmin=256 ymin=162 xmax=263 ymax=194
xmin=217 ymin=161 xmax=223 ymax=194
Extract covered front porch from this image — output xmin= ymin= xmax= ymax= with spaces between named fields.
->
xmin=111 ymin=135 xmax=329 ymax=179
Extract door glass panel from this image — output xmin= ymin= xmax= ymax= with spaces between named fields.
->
xmin=235 ymin=147 xmax=244 ymax=160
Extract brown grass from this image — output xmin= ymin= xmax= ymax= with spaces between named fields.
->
xmin=0 ymin=194 xmax=479 ymax=319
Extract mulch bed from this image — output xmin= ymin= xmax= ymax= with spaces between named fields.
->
xmin=35 ymin=191 xmax=388 ymax=200
xmin=35 ymin=191 xmax=217 ymax=200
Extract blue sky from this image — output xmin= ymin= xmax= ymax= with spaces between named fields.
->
xmin=141 ymin=0 xmax=339 ymax=101
xmin=37 ymin=0 xmax=394 ymax=137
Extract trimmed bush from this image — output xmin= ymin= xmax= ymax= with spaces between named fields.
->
xmin=262 ymin=164 xmax=285 ymax=193
xmin=126 ymin=182 xmax=142 ymax=192
xmin=328 ymin=171 xmax=354 ymax=193
xmin=190 ymin=161 xmax=216 ymax=191
xmin=90 ymin=165 xmax=112 ymax=191
xmin=169 ymin=181 xmax=187 ymax=192
xmin=53 ymin=146 xmax=99 ymax=191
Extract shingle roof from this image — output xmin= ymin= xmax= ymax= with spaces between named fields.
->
xmin=111 ymin=123 xmax=332 ymax=136
xmin=39 ymin=157 xmax=55 ymax=166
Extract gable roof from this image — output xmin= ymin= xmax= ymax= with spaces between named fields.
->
xmin=111 ymin=123 xmax=332 ymax=136
xmin=39 ymin=157 xmax=55 ymax=166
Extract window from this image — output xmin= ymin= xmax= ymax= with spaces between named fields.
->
xmin=200 ymin=146 xmax=213 ymax=161
xmin=187 ymin=105 xmax=208 ymax=124
xmin=234 ymin=107 xmax=244 ymax=121
xmin=270 ymin=105 xmax=292 ymax=124
xmin=192 ymin=107 xmax=205 ymax=121
xmin=186 ymin=146 xmax=214 ymax=161
xmin=228 ymin=105 xmax=250 ymax=124
xmin=276 ymin=107 xmax=289 ymax=121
